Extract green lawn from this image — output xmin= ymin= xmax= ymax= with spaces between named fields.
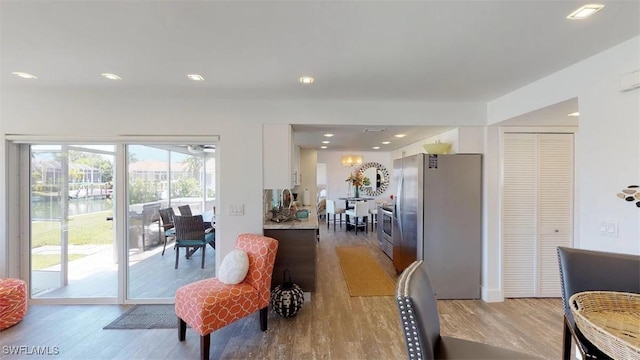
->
xmin=32 ymin=254 xmax=84 ymax=270
xmin=31 ymin=210 xmax=113 ymax=248
xmin=31 ymin=211 xmax=114 ymax=270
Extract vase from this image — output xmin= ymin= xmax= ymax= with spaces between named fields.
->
xmin=354 ymin=186 xmax=360 ymax=198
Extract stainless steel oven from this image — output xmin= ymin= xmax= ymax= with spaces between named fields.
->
xmin=381 ymin=209 xmax=393 ymax=238
xmin=378 ymin=207 xmax=393 ymax=259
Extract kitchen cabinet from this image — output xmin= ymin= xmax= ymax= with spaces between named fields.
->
xmin=264 ymin=228 xmax=317 ymax=292
xmin=292 ymin=145 xmax=301 ymax=186
xmin=263 ymin=124 xmax=293 ymax=189
xmin=264 ymin=209 xmax=318 ymax=292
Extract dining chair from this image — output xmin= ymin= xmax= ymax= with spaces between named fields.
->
xmin=316 ymin=197 xmax=326 ymax=220
xmin=368 ymin=205 xmax=378 ymax=232
xmin=173 ymin=215 xmax=215 ymax=269
xmin=178 ymin=204 xmax=192 ymax=216
xmin=157 ymin=207 xmax=176 ymax=256
xmin=326 ymin=199 xmax=345 ymax=231
xmin=557 ymin=246 xmax=640 ymax=360
xmin=396 ymin=260 xmax=538 ymax=359
xmin=345 ymin=201 xmax=368 ymax=234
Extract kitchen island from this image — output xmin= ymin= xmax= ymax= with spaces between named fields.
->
xmin=264 ymin=207 xmax=318 ymax=292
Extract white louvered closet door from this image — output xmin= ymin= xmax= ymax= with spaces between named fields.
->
xmin=503 ymin=133 xmax=574 ymax=298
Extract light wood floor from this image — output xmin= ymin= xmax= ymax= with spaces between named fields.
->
xmin=1 ymin=220 xmax=564 ymax=359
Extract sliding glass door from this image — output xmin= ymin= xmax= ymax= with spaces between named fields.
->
xmin=21 ymin=141 xmax=217 ymax=303
xmin=30 ymin=145 xmax=117 ymax=299
xmin=127 ymin=145 xmax=216 ymax=300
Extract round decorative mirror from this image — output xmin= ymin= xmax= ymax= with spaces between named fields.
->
xmin=357 ymin=162 xmax=390 ymax=196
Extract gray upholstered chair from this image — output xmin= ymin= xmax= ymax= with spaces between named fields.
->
xmin=396 ymin=260 xmax=538 ymax=359
xmin=557 ymin=246 xmax=640 ymax=360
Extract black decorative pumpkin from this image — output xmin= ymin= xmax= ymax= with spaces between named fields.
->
xmin=271 ymin=269 xmax=304 ymax=318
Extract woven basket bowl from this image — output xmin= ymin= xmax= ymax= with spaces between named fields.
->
xmin=570 ymin=291 xmax=640 ymax=360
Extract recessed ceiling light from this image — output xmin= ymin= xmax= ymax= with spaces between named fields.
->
xmin=322 ymin=141 xmax=330 ymax=144
xmin=299 ymin=76 xmax=314 ymax=84
xmin=187 ymin=74 xmax=204 ymax=81
xmin=372 ymin=146 xmax=380 ymax=150
xmin=568 ymin=112 xmax=580 ymax=117
xmin=567 ymin=4 xmax=604 ymax=19
xmin=320 ymin=146 xmax=328 ymax=149
xmin=12 ymin=72 xmax=37 ymax=79
xmin=101 ymin=73 xmax=122 ymax=80
xmin=323 ymin=133 xmax=334 ymax=137
xmin=395 ymin=134 xmax=407 ymax=138
xmin=381 ymin=141 xmax=391 ymax=145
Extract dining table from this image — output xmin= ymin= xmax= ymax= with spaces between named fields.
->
xmin=201 ymin=210 xmax=216 ymax=228
xmin=338 ymin=196 xmax=374 ymax=210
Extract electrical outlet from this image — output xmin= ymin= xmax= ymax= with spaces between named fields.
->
xmin=229 ymin=204 xmax=244 ymax=216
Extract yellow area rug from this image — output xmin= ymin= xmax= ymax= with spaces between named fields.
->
xmin=336 ymin=246 xmax=396 ymax=296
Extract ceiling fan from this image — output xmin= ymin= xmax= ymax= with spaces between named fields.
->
xmin=187 ymin=145 xmax=216 ymax=154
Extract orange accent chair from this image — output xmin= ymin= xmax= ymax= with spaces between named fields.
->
xmin=175 ymin=233 xmax=279 ymax=360
xmin=0 ymin=278 xmax=28 ymax=331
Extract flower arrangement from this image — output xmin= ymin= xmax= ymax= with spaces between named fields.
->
xmin=346 ymin=172 xmax=370 ymax=187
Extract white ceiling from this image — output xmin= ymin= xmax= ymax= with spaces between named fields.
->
xmin=293 ymin=124 xmax=455 ymax=151
xmin=2 ymin=1 xmax=638 ymax=150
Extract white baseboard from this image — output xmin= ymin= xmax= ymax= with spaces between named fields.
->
xmin=481 ymin=286 xmax=503 ymax=302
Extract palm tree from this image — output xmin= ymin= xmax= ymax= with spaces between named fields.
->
xmin=182 ymin=156 xmax=202 ymax=179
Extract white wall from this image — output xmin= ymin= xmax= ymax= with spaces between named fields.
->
xmin=390 ymin=130 xmax=457 ymax=160
xmin=293 ymin=148 xmax=318 ymax=207
xmin=0 ymin=90 xmax=484 ymax=278
xmin=391 ymin=126 xmax=485 ymax=160
xmin=316 ymin=151 xmax=393 ymax=206
xmin=2 ymin=35 xmax=637 ymax=302
xmin=488 ymin=36 xmax=640 ymax=256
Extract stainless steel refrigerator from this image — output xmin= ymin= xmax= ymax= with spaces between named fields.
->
xmin=392 ymin=153 xmax=482 ymax=299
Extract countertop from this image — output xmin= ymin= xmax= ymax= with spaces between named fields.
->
xmin=263 ymin=206 xmax=319 ymax=230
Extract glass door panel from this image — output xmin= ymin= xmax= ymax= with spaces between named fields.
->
xmin=30 ymin=145 xmax=117 ymax=298
xmin=127 ymin=145 xmax=215 ymax=300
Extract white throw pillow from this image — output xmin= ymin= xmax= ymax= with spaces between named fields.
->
xmin=218 ymin=249 xmax=250 ymax=285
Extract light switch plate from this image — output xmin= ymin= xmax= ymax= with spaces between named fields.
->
xmin=599 ymin=219 xmax=618 ymax=237
xmin=229 ymin=204 xmax=244 ymax=216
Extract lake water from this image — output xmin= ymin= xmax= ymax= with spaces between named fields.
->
xmin=32 ymin=197 xmax=113 ymax=219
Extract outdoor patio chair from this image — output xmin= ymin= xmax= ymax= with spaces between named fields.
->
xmin=178 ymin=204 xmax=192 ymax=216
xmin=173 ymin=215 xmax=215 ymax=269
xmin=158 ymin=207 xmax=176 ymax=256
